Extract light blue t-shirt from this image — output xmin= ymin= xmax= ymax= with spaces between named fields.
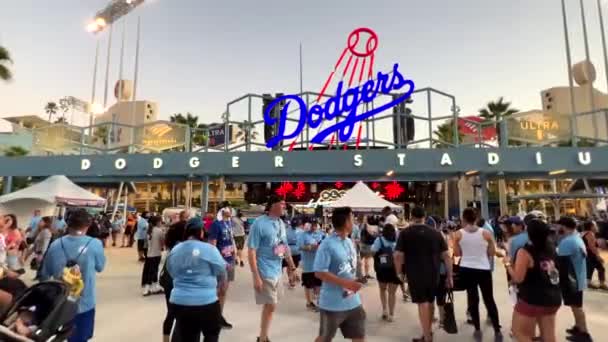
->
xmin=135 ymin=217 xmax=149 ymax=240
xmin=509 ymin=231 xmax=529 ymax=260
xmin=40 ymin=235 xmax=106 ymax=313
xmin=112 ymin=218 xmax=124 ymax=232
xmin=370 ymin=236 xmax=397 ymax=253
xmin=52 ymin=219 xmax=67 ymax=233
xmin=247 ymin=215 xmax=287 ymax=280
xmin=286 ymin=226 xmax=303 ymax=256
xmin=313 ymin=233 xmax=361 ymax=312
xmin=350 ymin=224 xmax=361 ymax=242
xmin=167 ymin=239 xmax=227 ymax=306
xmin=558 ymin=232 xmax=588 ymax=291
xmin=298 ymin=230 xmax=325 ymax=273
xmin=28 ymin=215 xmax=42 ymax=237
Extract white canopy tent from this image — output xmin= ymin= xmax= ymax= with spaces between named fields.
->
xmin=325 ymin=181 xmax=402 ymax=213
xmin=0 ymin=175 xmax=105 ymax=228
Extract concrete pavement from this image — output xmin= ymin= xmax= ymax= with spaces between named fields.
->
xmin=92 ymin=246 xmax=608 ymax=341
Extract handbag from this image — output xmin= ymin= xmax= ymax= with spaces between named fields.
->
xmin=159 ymin=258 xmax=173 ymax=290
xmin=443 ymin=290 xmax=458 ymax=334
xmin=451 ymin=258 xmax=467 ymax=292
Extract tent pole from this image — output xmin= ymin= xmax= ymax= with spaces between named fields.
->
xmin=111 ymin=182 xmax=124 ymax=221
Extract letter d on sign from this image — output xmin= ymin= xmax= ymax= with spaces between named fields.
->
xmin=81 ymin=159 xmax=91 ymax=170
xmin=488 ymin=152 xmax=500 ymax=165
xmin=153 ymin=158 xmax=163 ymax=169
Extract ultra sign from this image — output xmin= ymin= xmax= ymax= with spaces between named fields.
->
xmin=263 ymin=28 xmax=416 ymax=148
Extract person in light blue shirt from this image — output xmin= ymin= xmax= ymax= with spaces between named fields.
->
xmin=506 ymin=216 xmax=529 ymax=261
xmin=556 ymin=216 xmax=592 ymax=340
xmin=110 ymin=214 xmax=123 ymax=248
xmin=135 ymin=212 xmax=149 ymax=261
xmin=297 ymin=219 xmax=325 ymax=311
xmin=167 ymin=217 xmax=227 ymax=342
xmin=39 ymin=209 xmax=106 ymax=342
xmin=247 ymin=196 xmax=296 ymax=342
xmin=25 ymin=209 xmax=42 ymax=243
xmin=370 ymin=223 xmax=401 ymax=322
xmin=285 ymin=218 xmax=303 ymax=289
xmin=52 ymin=215 xmax=67 ymax=235
xmin=313 ymin=206 xmax=365 ymax=341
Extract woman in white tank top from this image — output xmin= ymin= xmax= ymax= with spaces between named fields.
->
xmin=454 ymin=208 xmax=502 ymax=337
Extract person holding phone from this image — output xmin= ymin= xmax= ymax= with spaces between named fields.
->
xmin=313 ymin=207 xmax=365 ymax=342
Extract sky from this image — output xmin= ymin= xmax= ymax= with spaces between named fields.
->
xmin=2 ymin=0 xmax=608 ymax=131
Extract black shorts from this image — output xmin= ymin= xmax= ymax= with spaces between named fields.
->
xmin=302 ymin=272 xmax=322 ymax=289
xmin=282 ymin=254 xmax=301 ymax=269
xmin=375 ymin=267 xmax=402 ymax=285
xmin=407 ymin=277 xmax=439 ymax=304
xmin=137 ymin=239 xmax=147 ymax=252
xmin=563 ymin=290 xmax=583 ymax=307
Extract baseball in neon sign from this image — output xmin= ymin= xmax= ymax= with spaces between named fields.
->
xmin=263 ymin=27 xmax=415 ymax=148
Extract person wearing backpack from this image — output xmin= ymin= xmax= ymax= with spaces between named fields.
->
xmin=39 ymin=209 xmax=106 ymax=342
xmin=371 ymin=223 xmax=400 ymax=322
xmin=358 ymin=215 xmax=376 ymax=281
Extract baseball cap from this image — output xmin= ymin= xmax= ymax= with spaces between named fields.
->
xmin=185 ymin=217 xmax=204 ymax=231
xmin=507 ymin=216 xmax=524 ymax=226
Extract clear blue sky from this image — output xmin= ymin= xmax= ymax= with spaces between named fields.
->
xmin=1 ymin=0 xmax=607 ymax=127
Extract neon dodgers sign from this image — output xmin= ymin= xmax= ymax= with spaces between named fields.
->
xmin=263 ymin=27 xmax=415 ymax=148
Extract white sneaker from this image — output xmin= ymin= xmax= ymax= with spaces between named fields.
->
xmin=152 ymin=283 xmax=164 ymax=294
xmin=142 ymin=285 xmax=150 ymax=296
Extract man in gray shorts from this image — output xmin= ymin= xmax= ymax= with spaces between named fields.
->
xmin=313 ymin=206 xmax=366 ymax=342
xmin=248 ymin=196 xmax=297 ymax=342
xmin=209 ymin=208 xmax=238 ymax=330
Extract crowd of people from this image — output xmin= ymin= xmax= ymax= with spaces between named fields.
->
xmin=0 ymin=198 xmax=605 ymax=342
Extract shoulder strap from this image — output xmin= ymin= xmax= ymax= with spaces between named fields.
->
xmin=61 ymin=237 xmax=95 ymax=262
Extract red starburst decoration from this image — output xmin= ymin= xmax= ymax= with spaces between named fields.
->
xmin=335 ymin=181 xmax=344 ymax=189
xmin=384 ymin=181 xmax=404 ymax=200
xmin=293 ymin=182 xmax=306 ymax=199
xmin=371 ymin=182 xmax=381 ymax=190
xmin=275 ymin=182 xmax=294 ymax=198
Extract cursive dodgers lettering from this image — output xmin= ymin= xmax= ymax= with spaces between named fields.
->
xmin=264 ymin=63 xmax=415 ymax=148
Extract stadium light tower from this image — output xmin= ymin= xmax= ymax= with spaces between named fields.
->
xmin=86 ymin=0 xmax=146 ymax=127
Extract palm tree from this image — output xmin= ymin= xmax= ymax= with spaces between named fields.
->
xmin=54 ymin=117 xmax=68 ymax=124
xmin=479 ymin=97 xmax=518 ymax=146
xmin=479 ymin=97 xmax=518 ymax=216
xmin=92 ymin=126 xmax=109 ymax=146
xmin=433 ymin=120 xmax=463 ymax=148
xmin=2 ymin=146 xmax=30 ymax=192
xmin=4 ymin=146 xmax=28 ymax=157
xmin=0 ymin=46 xmax=13 ymax=82
xmin=170 ymin=112 xmax=208 ymax=147
xmin=44 ymin=102 xmax=58 ymax=123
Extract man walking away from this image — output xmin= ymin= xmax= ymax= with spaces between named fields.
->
xmin=39 ymin=209 xmax=106 ymax=342
xmin=557 ymin=217 xmax=593 ymax=342
xmin=394 ymin=207 xmax=452 ymax=342
xmin=314 ymin=207 xmax=365 ymax=342
xmin=248 ymin=195 xmax=297 ymax=342
xmin=208 ymin=208 xmax=236 ymax=330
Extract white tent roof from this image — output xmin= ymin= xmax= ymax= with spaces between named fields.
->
xmin=0 ymin=175 xmax=106 ymax=207
xmin=326 ymin=181 xmax=402 ymax=212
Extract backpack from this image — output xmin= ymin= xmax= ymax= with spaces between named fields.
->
xmin=374 ymin=238 xmax=395 ymax=271
xmin=60 ymin=237 xmax=94 ymax=298
xmin=360 ymin=224 xmax=376 ymax=245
